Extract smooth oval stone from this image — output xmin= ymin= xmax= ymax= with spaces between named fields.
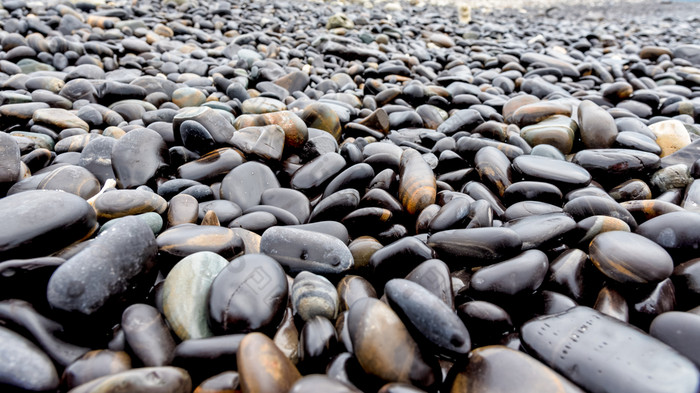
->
xmin=323 ymin=163 xmax=375 ymax=199
xmin=504 ymin=213 xmax=576 ymax=250
xmin=437 ymin=108 xmax=484 ymax=135
xmin=385 ymin=279 xmax=470 ymax=358
xmin=512 ymin=155 xmax=591 ymax=192
xmin=504 ymin=181 xmax=563 ymax=206
xmin=337 ymin=275 xmax=377 ymax=312
xmin=470 ymin=249 xmax=549 ymax=296
xmin=292 ymin=271 xmax=339 ymax=322
xmin=62 ymin=350 xmax=132 ymax=390
xmin=241 ymin=96 xmax=287 ymax=115
xmin=198 ymin=200 xmax=242 ymax=227
xmin=299 ymin=102 xmax=342 ymax=141
xmin=177 ymin=148 xmax=245 ymax=183
xmin=456 ymin=301 xmax=513 ymax=347
xmin=504 ymin=201 xmax=562 ymax=221
xmin=571 ymin=149 xmax=660 ymax=183
xmin=273 ymin=307 xmax=299 ymax=365
xmin=521 ymin=306 xmax=700 ymax=393
xmin=369 ymin=236 xmax=435 ymax=287
xmin=47 ymin=215 xmax=157 ymax=317
xmin=608 ymin=179 xmax=652 ymax=202
xmin=615 ymin=132 xmax=662 ymax=155
xmin=167 ymin=194 xmax=199 ymax=227
xmin=636 ymin=211 xmax=700 ymax=261
xmin=650 ymin=311 xmax=700 ymax=368
xmin=563 ymin=195 xmax=638 ymax=231
xmin=291 ymin=152 xmax=346 ymax=197
xmin=448 ymin=345 xmax=583 ymax=393
xmin=0 ymin=325 xmax=59 ymax=392
xmin=474 ymin=146 xmax=512 ymax=197
xmin=67 ymin=367 xmax=191 ymax=393
xmin=220 ymin=161 xmax=280 ymax=211
xmin=93 ymin=189 xmax=167 ymax=220
xmin=111 ymin=128 xmax=168 ymax=188
xmin=260 ymin=226 xmax=353 ymax=275
xmin=289 ymin=374 xmax=361 ymax=393
xmin=509 ymin=101 xmax=572 ymax=128
xmin=208 ymin=254 xmax=288 ymax=335
xmin=649 ymin=119 xmax=691 ymax=157
xmin=578 ymin=100 xmax=618 ymax=149
xmin=156 ymin=224 xmax=243 ymax=261
xmin=520 ymin=115 xmax=577 ymax=155
xmin=0 ymin=190 xmax=97 ymax=260
xmin=348 ymin=298 xmax=437 ymax=390
xmin=33 ymin=108 xmax=89 ymax=132
xmin=399 ymin=148 xmax=436 ymax=215
xmin=237 ymin=332 xmax=301 ymax=393
xmin=427 ymin=227 xmax=522 ymax=267
xmin=589 ymin=231 xmax=673 ymax=285
xmin=260 ymin=188 xmax=310 ymax=224
xmin=122 ymin=304 xmax=175 ymax=367
xmin=172 ymin=87 xmax=206 ymax=108
xmin=162 ymin=252 xmax=228 ymax=341
xmin=298 ymin=316 xmax=339 ymax=373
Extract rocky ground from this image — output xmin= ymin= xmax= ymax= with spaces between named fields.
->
xmin=0 ymin=0 xmax=699 ymax=392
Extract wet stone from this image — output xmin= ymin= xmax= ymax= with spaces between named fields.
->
xmin=62 ymin=350 xmax=132 ymax=391
xmin=385 ymin=279 xmax=471 ymax=358
xmin=292 ymin=271 xmax=339 ymax=322
xmin=162 ymin=251 xmax=228 ymax=341
xmin=0 ymin=190 xmax=97 ymax=260
xmin=47 ymin=215 xmax=156 ymax=323
xmin=347 ymin=298 xmax=438 ymax=390
xmin=0 ymin=325 xmax=59 ymax=392
xmin=156 ymin=224 xmax=244 ymax=262
xmin=93 ymin=189 xmax=167 ymax=220
xmin=221 ymin=161 xmax=280 ymax=211
xmin=67 ymin=367 xmax=191 ymax=393
xmin=121 ymin=304 xmax=175 ymax=367
xmin=512 ymin=155 xmax=591 ymax=192
xmin=208 ymin=254 xmax=288 ymax=335
xmin=260 ymin=226 xmax=353 ymax=275
xmin=448 ymin=346 xmax=583 ymax=393
xmin=521 ymin=306 xmax=700 ymax=393
xmin=237 ymin=333 xmax=301 ymax=393
xmin=589 ymin=231 xmax=674 ymax=286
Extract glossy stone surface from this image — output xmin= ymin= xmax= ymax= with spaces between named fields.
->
xmin=156 ymin=224 xmax=244 ymax=261
xmin=427 ymin=227 xmax=522 ymax=267
xmin=589 ymin=231 xmax=674 ymax=285
xmin=47 ymin=215 xmax=157 ymax=317
xmin=292 ymin=271 xmax=339 ymax=322
xmin=67 ymin=367 xmax=192 ymax=393
xmin=399 ymin=148 xmax=436 ymax=215
xmin=521 ymin=306 xmax=700 ymax=393
xmin=649 ymin=311 xmax=700 ymax=368
xmin=0 ymin=190 xmax=97 ymax=260
xmin=385 ymin=279 xmax=471 ymax=358
xmin=121 ymin=304 xmax=175 ymax=367
xmin=260 ymin=226 xmax=353 ymax=275
xmin=208 ymin=254 xmax=288 ymax=335
xmin=448 ymin=346 xmax=583 ymax=393
xmin=162 ymin=251 xmax=229 ymax=340
xmin=62 ymin=350 xmax=132 ymax=390
xmin=347 ymin=298 xmax=437 ymax=390
xmin=237 ymin=332 xmax=301 ymax=393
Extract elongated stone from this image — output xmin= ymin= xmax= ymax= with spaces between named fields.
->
xmin=512 ymin=155 xmax=591 ymax=192
xmin=156 ymin=224 xmax=244 ymax=261
xmin=260 ymin=226 xmax=353 ymax=275
xmin=521 ymin=306 xmax=700 ymax=393
xmin=162 ymin=252 xmax=228 ymax=341
xmin=427 ymin=227 xmax=521 ymax=267
xmin=47 ymin=215 xmax=157 ymax=317
xmin=93 ymin=189 xmax=167 ymax=220
xmin=578 ymin=100 xmax=618 ymax=149
xmin=237 ymin=332 xmax=301 ymax=393
xmin=68 ymin=367 xmax=191 ymax=393
xmin=385 ymin=279 xmax=470 ymax=358
xmin=122 ymin=304 xmax=175 ymax=367
xmin=399 ymin=148 xmax=436 ymax=215
xmin=636 ymin=211 xmax=700 ymax=261
xmin=348 ymin=298 xmax=438 ymax=389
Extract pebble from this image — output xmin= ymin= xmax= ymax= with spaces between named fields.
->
xmin=0 ymin=0 xmax=697 ymax=391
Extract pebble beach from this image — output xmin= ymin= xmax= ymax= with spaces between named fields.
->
xmin=0 ymin=0 xmax=699 ymax=392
